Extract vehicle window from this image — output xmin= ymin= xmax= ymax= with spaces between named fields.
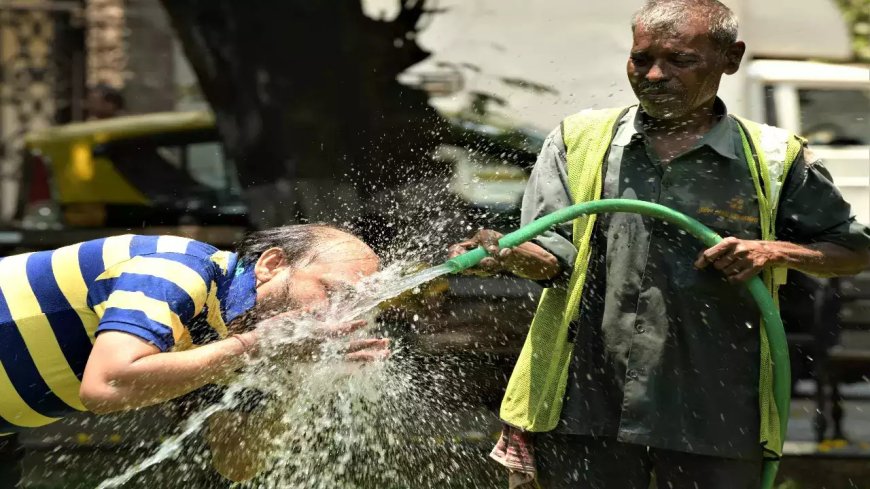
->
xmin=799 ymin=88 xmax=870 ymax=146
xmin=109 ymin=143 xmax=200 ymax=200
xmin=156 ymin=146 xmax=183 ymax=169
xmin=186 ymin=141 xmax=228 ymax=190
xmin=108 ymin=134 xmax=241 ymax=201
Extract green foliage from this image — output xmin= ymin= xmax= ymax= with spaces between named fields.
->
xmin=832 ymin=0 xmax=870 ymax=60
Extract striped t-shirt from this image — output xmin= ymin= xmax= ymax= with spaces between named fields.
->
xmin=0 ymin=235 xmax=256 ymax=433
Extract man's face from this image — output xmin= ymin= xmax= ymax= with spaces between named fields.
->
xmin=257 ymin=237 xmax=380 ymax=317
xmin=627 ymin=18 xmax=741 ymax=120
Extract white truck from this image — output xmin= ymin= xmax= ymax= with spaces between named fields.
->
xmin=744 ymin=60 xmax=869 ymax=223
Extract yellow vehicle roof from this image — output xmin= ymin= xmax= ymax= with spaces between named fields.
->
xmin=25 ymin=111 xmax=216 ymax=146
xmin=23 ymin=111 xmax=218 ymax=206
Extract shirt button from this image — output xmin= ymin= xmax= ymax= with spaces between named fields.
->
xmin=635 ymin=324 xmax=645 ymax=334
xmin=627 ymin=369 xmax=638 ymax=380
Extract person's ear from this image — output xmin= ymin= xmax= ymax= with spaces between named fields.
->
xmin=254 ymin=247 xmax=290 ymax=285
xmin=723 ymin=41 xmax=745 ymax=75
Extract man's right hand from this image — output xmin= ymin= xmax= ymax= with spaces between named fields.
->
xmin=447 ymin=229 xmax=562 ymax=280
xmin=447 ymin=229 xmax=508 ymax=276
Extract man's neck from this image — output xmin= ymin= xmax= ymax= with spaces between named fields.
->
xmin=640 ymin=99 xmax=723 ymax=164
xmin=642 ymin=100 xmax=721 ymax=138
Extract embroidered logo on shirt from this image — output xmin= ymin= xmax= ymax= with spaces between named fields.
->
xmin=697 ymin=205 xmax=759 ymax=225
xmin=728 ymin=197 xmax=745 ymax=212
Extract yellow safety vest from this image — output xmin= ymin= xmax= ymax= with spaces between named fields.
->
xmin=500 ymin=106 xmax=804 ymax=458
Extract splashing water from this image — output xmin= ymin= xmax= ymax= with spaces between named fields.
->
xmin=361 ymin=262 xmax=455 ymax=310
xmin=95 ymin=261 xmax=497 ymax=489
xmin=95 ymin=384 xmax=246 ymax=489
xmin=253 ymin=262 xmax=455 ymax=355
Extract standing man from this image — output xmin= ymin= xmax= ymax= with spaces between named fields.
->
xmin=450 ymin=1 xmax=870 ymax=487
xmin=0 ymin=224 xmax=388 ymax=485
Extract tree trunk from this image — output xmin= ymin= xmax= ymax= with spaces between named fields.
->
xmin=160 ymin=0 xmax=445 ymax=228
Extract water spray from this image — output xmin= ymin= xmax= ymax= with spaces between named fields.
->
xmin=443 ymin=198 xmax=790 ymax=489
xmin=95 ymin=199 xmax=789 ymax=489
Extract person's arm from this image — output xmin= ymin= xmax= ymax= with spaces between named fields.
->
xmin=79 ymin=330 xmax=255 ymax=414
xmin=449 ymin=229 xmax=562 ymax=280
xmin=448 ymin=126 xmax=577 ymax=282
xmin=695 ymin=237 xmax=869 ymax=283
xmin=696 ymin=148 xmax=870 ymax=282
xmin=80 ymin=253 xmax=232 ymax=413
xmin=80 ymin=320 xmax=385 ymax=414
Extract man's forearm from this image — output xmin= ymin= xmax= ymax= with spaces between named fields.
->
xmin=450 ymin=231 xmax=564 ymax=280
xmin=84 ymin=335 xmax=253 ymax=414
xmin=770 ymin=241 xmax=870 ymax=276
xmin=697 ymin=238 xmax=870 ymax=283
xmin=504 ymin=241 xmax=563 ymax=280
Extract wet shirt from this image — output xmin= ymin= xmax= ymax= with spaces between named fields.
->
xmin=521 ymin=101 xmax=870 ymax=460
xmin=0 ymin=235 xmax=256 ymax=433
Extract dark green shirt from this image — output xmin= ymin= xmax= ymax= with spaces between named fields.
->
xmin=521 ymin=100 xmax=870 ymax=460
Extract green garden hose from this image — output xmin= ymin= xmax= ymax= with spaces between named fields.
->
xmin=445 ymin=198 xmax=790 ymax=489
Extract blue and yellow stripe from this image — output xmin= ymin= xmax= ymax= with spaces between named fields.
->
xmin=0 ymin=234 xmax=240 ymax=433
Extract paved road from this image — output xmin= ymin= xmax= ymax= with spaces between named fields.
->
xmin=17 ymin=381 xmax=870 ymax=488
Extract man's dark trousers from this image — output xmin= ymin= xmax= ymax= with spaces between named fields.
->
xmin=535 ymin=433 xmax=762 ymax=489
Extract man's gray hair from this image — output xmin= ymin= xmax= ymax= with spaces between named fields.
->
xmin=631 ymin=0 xmax=739 ymax=50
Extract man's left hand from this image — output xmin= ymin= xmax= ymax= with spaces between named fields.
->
xmin=695 ymin=237 xmax=780 ymax=283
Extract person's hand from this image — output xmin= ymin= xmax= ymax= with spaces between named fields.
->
xmin=695 ymin=237 xmax=779 ymax=283
xmin=447 ymin=229 xmax=508 ymax=276
xmin=447 ymin=229 xmax=562 ymax=280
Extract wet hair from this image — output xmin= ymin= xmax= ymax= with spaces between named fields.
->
xmin=91 ymin=82 xmax=125 ymax=109
xmin=234 ymin=223 xmax=353 ymax=268
xmin=631 ymin=0 xmax=738 ymax=51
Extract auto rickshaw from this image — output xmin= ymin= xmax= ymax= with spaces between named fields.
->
xmin=13 ymin=111 xmax=248 ymax=249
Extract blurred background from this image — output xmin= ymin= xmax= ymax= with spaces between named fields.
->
xmin=0 ymin=0 xmax=867 ymax=487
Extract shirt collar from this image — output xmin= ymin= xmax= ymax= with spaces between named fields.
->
xmin=612 ymin=98 xmax=739 ymax=160
xmin=611 ymin=106 xmax=643 ymax=147
xmin=217 ymin=252 xmax=257 ymax=325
